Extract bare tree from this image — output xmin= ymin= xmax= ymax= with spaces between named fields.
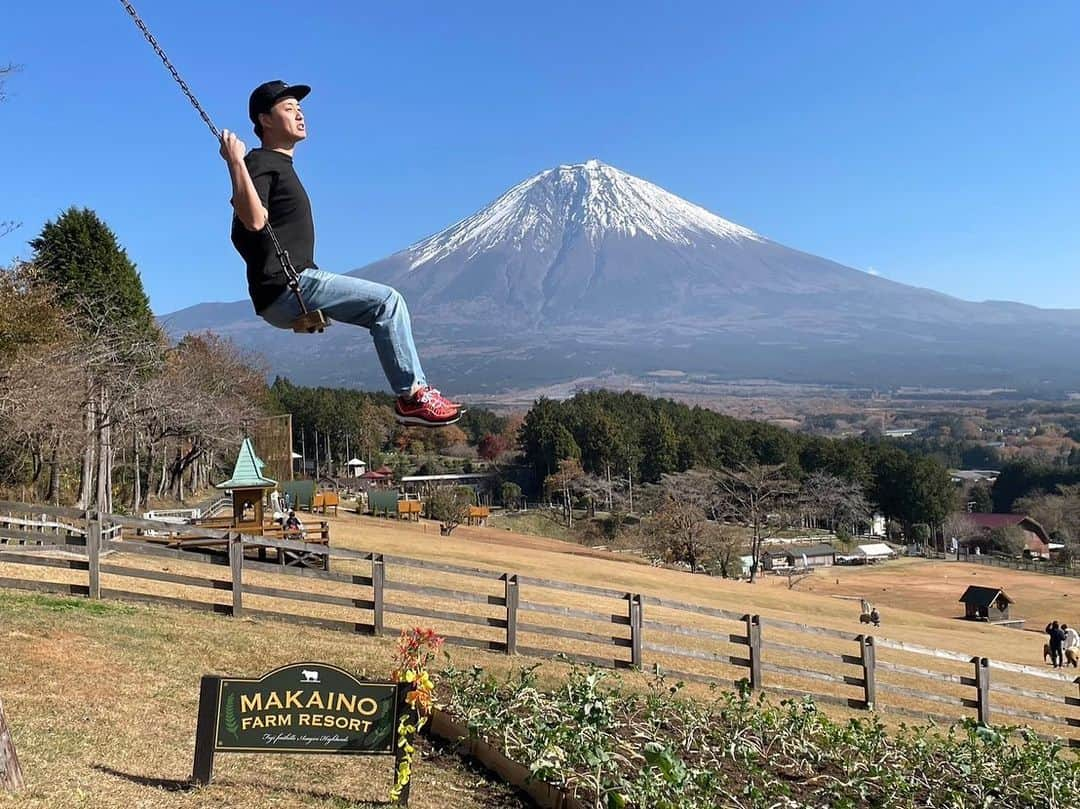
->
xmin=942 ymin=512 xmax=978 ymax=554
xmin=799 ymin=472 xmax=872 ymax=537
xmin=644 ymin=494 xmax=718 ymax=573
xmin=716 ymin=463 xmax=798 ymax=583
xmin=544 ymin=458 xmax=584 ymax=528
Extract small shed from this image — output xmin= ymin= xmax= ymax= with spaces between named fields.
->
xmin=216 ymin=438 xmax=277 ymax=534
xmin=959 ymin=585 xmax=1014 ymax=621
xmin=857 ymin=542 xmax=896 ymax=562
xmin=787 ymin=544 xmax=836 ymax=569
xmin=345 ymin=458 xmax=367 ymax=478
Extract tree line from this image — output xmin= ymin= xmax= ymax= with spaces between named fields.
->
xmin=518 ymin=390 xmax=956 ymax=535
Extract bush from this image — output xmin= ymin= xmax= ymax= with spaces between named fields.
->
xmin=426 ymin=485 xmax=474 ymax=535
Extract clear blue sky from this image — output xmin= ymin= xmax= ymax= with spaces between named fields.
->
xmin=4 ymin=1 xmax=1080 ymax=313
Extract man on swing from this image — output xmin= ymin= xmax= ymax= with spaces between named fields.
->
xmin=219 ymin=80 xmax=462 ymax=427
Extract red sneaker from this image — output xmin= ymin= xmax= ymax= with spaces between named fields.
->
xmin=394 ymin=387 xmax=464 ymax=427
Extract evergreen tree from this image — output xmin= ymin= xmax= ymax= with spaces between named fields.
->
xmin=30 ymin=207 xmax=155 ymax=341
xmin=641 ymin=412 xmax=678 ymax=482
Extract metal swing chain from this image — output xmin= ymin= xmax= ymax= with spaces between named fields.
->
xmin=117 ymin=0 xmax=220 ymax=139
xmin=117 ymin=0 xmax=323 ymax=329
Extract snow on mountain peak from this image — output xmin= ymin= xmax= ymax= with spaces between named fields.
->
xmin=406 ymin=160 xmax=760 ymax=269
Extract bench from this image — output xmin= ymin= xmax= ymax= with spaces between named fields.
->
xmin=312 ymin=491 xmax=340 ymax=516
xmin=397 ymin=500 xmax=422 ymax=521
xmin=467 ymin=506 xmax=490 ymax=526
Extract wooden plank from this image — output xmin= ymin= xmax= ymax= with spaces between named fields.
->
xmin=640 ymin=619 xmax=734 ymax=644
xmin=517 ymin=621 xmax=631 ymax=648
xmin=104 ymin=514 xmax=231 ymax=539
xmin=515 ymin=644 xmax=626 ymax=670
xmin=517 ymin=600 xmax=623 ymax=624
xmin=761 ymin=640 xmax=855 ymax=665
xmin=505 ymin=575 xmax=518 ymax=656
xmin=746 ymin=615 xmax=762 ymax=691
xmin=761 ymin=662 xmax=855 ymax=687
xmin=244 ymin=607 xmax=372 ymax=635
xmin=385 ymin=602 xmax=506 ymax=629
xmin=974 ymin=657 xmax=991 ymax=725
xmin=99 ymin=565 xmax=231 ymax=591
xmin=648 ymin=666 xmax=739 ymax=689
xmin=384 ymin=579 xmax=505 ymax=606
xmin=985 ymin=657 xmax=1080 ymax=682
xmin=0 ymin=514 xmax=85 ymax=533
xmin=0 ymin=695 xmax=24 ymax=792
xmin=244 ymin=558 xmax=372 ymax=586
xmin=381 ymin=554 xmax=503 ymax=580
xmin=766 ymin=685 xmax=863 ymax=710
xmin=0 ymin=527 xmax=85 ymax=544
xmin=242 ymin=536 xmax=373 ymax=564
xmin=104 ymin=541 xmax=230 ymax=567
xmin=86 ymin=517 xmax=101 ymax=600
xmin=517 ymin=575 xmax=628 ymax=600
xmin=0 ymin=554 xmax=88 ymax=571
xmin=229 ymin=536 xmax=243 ymax=618
xmin=763 ymin=616 xmax=859 ymax=642
xmin=0 ymin=500 xmax=86 ymax=520
xmin=876 ymin=659 xmax=970 ymax=684
xmin=991 ymin=680 xmax=1070 ymax=703
xmin=372 ymin=556 xmax=385 ymax=637
xmin=99 ymin=589 xmax=231 ymax=615
xmin=992 ymin=703 xmax=1072 ymax=726
xmin=875 ymin=682 xmax=969 ymax=710
xmin=0 ymin=543 xmax=85 ymax=555
xmin=0 ymin=577 xmax=89 ymax=597
xmin=875 ymin=703 xmax=959 ymax=726
xmin=629 ymin=595 xmax=643 ymax=668
xmin=426 ymin=633 xmax=507 ymax=654
xmin=642 ymin=595 xmax=745 ymax=624
xmin=642 ymin=640 xmax=748 ymax=667
xmin=232 ymin=583 xmax=374 ymax=610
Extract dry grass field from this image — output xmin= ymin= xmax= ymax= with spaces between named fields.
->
xmin=0 ymin=593 xmax=530 ymax=809
xmin=324 ymin=512 xmax=1077 ymax=667
xmin=2 ymin=509 xmax=1079 ymax=808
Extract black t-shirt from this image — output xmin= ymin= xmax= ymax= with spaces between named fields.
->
xmin=230 ymin=148 xmax=317 ymax=313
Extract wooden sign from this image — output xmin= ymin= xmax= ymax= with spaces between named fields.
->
xmin=192 ymin=663 xmax=413 ymax=803
xmin=0 ymin=696 xmax=24 ymax=793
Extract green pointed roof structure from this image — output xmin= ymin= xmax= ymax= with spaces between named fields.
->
xmin=217 ymin=437 xmax=277 ymax=489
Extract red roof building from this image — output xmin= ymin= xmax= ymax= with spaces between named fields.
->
xmin=964 ymin=513 xmax=1050 ymax=557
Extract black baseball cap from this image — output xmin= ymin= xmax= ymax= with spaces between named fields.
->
xmin=248 ymin=80 xmax=311 ymax=125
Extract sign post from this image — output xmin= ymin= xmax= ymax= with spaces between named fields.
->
xmin=192 ymin=663 xmax=413 ymax=805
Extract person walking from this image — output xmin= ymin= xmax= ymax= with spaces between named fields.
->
xmin=1046 ymin=620 xmax=1066 ymax=668
xmin=1062 ymin=623 xmax=1080 ymax=668
xmin=219 ymin=80 xmax=462 ymax=427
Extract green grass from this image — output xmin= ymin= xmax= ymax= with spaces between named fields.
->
xmin=0 ymin=593 xmax=135 ymax=615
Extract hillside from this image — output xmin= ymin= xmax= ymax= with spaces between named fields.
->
xmin=2 ymin=512 xmax=1079 ymax=807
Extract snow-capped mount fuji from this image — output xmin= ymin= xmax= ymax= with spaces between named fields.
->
xmin=161 ymin=160 xmax=1080 ymax=393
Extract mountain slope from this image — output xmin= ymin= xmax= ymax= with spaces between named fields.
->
xmin=161 ymin=160 xmax=1080 ymax=393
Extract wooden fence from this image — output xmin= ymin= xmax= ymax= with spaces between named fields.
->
xmin=0 ymin=500 xmax=1078 ymax=747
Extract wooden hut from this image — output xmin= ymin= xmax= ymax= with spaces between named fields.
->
xmin=216 ymin=437 xmax=277 ymax=535
xmin=959 ymin=585 xmax=1014 ymax=622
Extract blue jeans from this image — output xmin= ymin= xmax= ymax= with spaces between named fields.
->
xmin=260 ymin=269 xmax=427 ymax=396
